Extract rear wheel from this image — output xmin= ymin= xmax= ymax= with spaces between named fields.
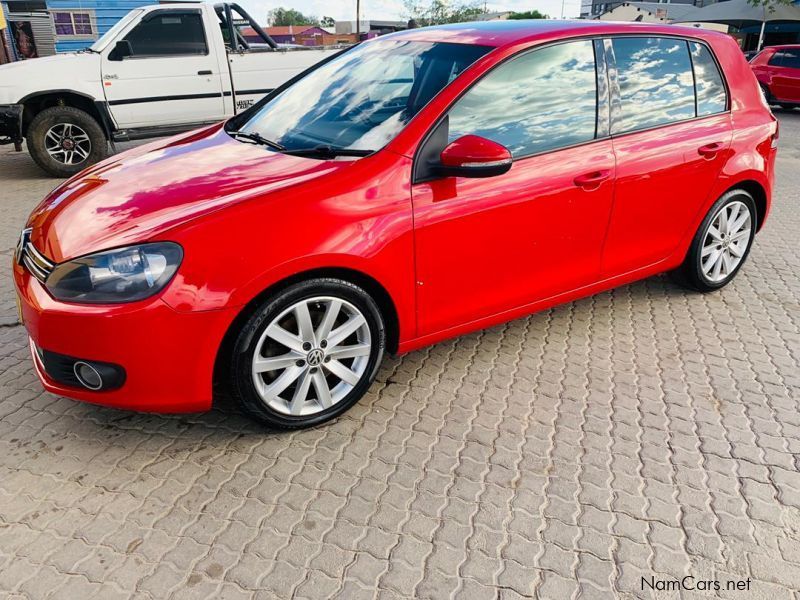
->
xmin=27 ymin=106 xmax=107 ymax=177
xmin=672 ymin=190 xmax=756 ymax=292
xmin=229 ymin=278 xmax=385 ymax=429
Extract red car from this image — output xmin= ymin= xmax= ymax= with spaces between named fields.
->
xmin=751 ymin=44 xmax=800 ymax=108
xmin=14 ymin=21 xmax=778 ymax=428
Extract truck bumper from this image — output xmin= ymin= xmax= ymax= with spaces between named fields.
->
xmin=0 ymin=104 xmax=23 ymax=147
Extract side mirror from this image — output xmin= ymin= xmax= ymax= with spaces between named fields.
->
xmin=108 ymin=40 xmax=133 ymax=61
xmin=437 ymin=135 xmax=512 ymax=178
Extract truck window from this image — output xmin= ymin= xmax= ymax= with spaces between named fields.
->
xmin=122 ymin=12 xmax=208 ymax=57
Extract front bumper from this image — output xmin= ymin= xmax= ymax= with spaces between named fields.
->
xmin=13 ymin=261 xmax=237 ymax=413
xmin=0 ymin=104 xmax=23 ymax=144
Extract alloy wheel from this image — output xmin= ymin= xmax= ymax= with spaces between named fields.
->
xmin=44 ymin=123 xmax=92 ymax=165
xmin=251 ymin=296 xmax=372 ymax=416
xmin=700 ymin=200 xmax=752 ymax=283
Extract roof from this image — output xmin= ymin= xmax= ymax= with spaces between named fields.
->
xmin=673 ymin=0 xmax=800 ymax=24
xmin=383 ymin=19 xmax=724 ymax=47
xmin=600 ymin=2 xmax=701 ymax=21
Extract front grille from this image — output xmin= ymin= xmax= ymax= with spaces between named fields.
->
xmin=15 ymin=228 xmax=54 ymax=283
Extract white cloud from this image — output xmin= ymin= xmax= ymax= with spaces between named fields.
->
xmin=225 ymin=0 xmax=583 ymax=25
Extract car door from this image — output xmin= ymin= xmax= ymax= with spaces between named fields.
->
xmin=769 ymin=48 xmax=800 ymax=102
xmin=412 ymin=40 xmax=617 ymax=337
xmin=601 ymin=37 xmax=733 ymax=277
xmin=101 ymin=9 xmax=225 ymax=129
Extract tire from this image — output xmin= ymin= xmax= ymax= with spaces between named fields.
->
xmin=228 ymin=278 xmax=386 ymax=429
xmin=779 ymin=103 xmax=796 ymax=111
xmin=759 ymin=83 xmax=772 ymax=104
xmin=27 ymin=106 xmax=108 ymax=177
xmin=672 ymin=190 xmax=756 ymax=293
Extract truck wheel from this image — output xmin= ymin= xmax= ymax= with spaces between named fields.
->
xmin=27 ymin=106 xmax=108 ymax=177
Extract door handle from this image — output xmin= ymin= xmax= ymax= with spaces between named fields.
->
xmin=197 ymin=70 xmax=213 ymax=75
xmin=574 ymin=169 xmax=611 ymax=189
xmin=698 ymin=142 xmax=724 ymax=157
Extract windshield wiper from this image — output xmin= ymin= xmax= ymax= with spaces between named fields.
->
xmin=283 ymin=145 xmax=373 ymax=158
xmin=230 ymin=130 xmax=286 ymax=152
xmin=79 ymin=47 xmax=99 ymax=53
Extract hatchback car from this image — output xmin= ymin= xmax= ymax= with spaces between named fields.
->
xmin=751 ymin=44 xmax=800 ymax=108
xmin=14 ymin=21 xmax=777 ymax=428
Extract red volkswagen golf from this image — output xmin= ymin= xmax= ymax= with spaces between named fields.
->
xmin=14 ymin=21 xmax=777 ymax=428
xmin=751 ymin=44 xmax=800 ymax=108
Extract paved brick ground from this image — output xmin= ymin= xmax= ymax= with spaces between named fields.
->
xmin=1 ymin=113 xmax=800 ymax=600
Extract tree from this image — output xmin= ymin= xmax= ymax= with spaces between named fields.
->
xmin=746 ymin=0 xmax=792 ymax=10
xmin=403 ymin=0 xmax=486 ymax=25
xmin=320 ymin=16 xmax=335 ymax=27
xmin=508 ymin=10 xmax=549 ymax=19
xmin=268 ymin=7 xmax=319 ymax=26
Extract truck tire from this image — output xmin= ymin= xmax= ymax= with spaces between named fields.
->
xmin=27 ymin=106 xmax=108 ymax=178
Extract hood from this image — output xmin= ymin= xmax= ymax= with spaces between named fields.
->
xmin=27 ymin=125 xmax=353 ymax=262
xmin=0 ymin=53 xmax=100 ymax=103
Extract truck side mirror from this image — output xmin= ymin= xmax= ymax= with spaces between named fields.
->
xmin=109 ymin=40 xmax=133 ymax=61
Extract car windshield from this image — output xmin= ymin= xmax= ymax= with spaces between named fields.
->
xmin=234 ymin=39 xmax=492 ymax=154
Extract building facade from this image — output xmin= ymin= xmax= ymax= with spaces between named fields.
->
xmin=1 ymin=0 xmax=154 ymax=60
xmin=580 ymin=0 xmax=702 ymax=19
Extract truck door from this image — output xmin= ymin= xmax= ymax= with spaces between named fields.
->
xmin=101 ymin=8 xmax=225 ymax=129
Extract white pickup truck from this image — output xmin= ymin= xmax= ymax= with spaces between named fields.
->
xmin=0 ymin=2 xmax=341 ymax=176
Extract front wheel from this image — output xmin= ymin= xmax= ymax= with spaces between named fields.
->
xmin=229 ymin=278 xmax=386 ymax=429
xmin=672 ymin=190 xmax=756 ymax=292
xmin=27 ymin=106 xmax=108 ymax=177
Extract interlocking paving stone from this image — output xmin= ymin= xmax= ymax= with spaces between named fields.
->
xmin=0 ymin=112 xmax=799 ymax=598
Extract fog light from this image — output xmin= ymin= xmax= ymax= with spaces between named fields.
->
xmin=74 ymin=361 xmax=103 ymax=390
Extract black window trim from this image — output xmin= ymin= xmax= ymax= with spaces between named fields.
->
xmin=605 ymin=34 xmax=731 ymax=140
xmin=117 ymin=8 xmax=211 ymax=60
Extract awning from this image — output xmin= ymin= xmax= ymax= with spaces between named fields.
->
xmin=673 ymin=0 xmax=800 ymax=26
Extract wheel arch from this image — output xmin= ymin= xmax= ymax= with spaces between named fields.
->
xmin=212 ymin=266 xmax=402 ymax=393
xmin=19 ymin=90 xmax=109 ymax=138
xmin=731 ymin=179 xmax=768 ymax=231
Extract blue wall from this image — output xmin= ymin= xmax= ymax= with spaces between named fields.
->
xmin=47 ymin=0 xmax=155 ymax=52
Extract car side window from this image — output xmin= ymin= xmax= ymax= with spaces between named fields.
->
xmin=768 ymin=51 xmax=784 ymax=66
xmin=122 ymin=12 xmax=208 ymax=57
xmin=779 ymin=49 xmax=800 ymax=69
xmin=446 ymin=40 xmax=598 ymax=158
xmin=690 ymin=42 xmax=727 ymax=116
xmin=611 ymin=37 xmax=695 ymax=134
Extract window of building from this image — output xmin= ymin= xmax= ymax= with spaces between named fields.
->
xmin=122 ymin=12 xmax=208 ymax=56
xmin=690 ymin=42 xmax=727 ymax=116
xmin=447 ymin=40 xmax=598 ymax=158
xmin=611 ymin=37 xmax=696 ymax=134
xmin=53 ymin=11 xmax=94 ymax=37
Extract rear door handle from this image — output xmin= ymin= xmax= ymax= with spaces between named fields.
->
xmin=574 ymin=169 xmax=611 ymax=189
xmin=197 ymin=70 xmax=213 ymax=75
xmin=698 ymin=142 xmax=724 ymax=157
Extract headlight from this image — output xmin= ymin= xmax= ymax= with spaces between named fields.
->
xmin=45 ymin=242 xmax=183 ymax=304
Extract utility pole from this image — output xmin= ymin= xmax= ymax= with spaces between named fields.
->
xmin=356 ymin=0 xmax=360 ymax=39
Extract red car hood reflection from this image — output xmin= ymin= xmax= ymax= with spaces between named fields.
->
xmin=27 ymin=125 xmax=350 ymax=263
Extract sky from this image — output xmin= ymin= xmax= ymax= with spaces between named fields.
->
xmin=232 ymin=0 xmax=585 ymax=25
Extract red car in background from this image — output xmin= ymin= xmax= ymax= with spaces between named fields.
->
xmin=14 ymin=21 xmax=778 ymax=429
xmin=751 ymin=45 xmax=800 ymax=108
